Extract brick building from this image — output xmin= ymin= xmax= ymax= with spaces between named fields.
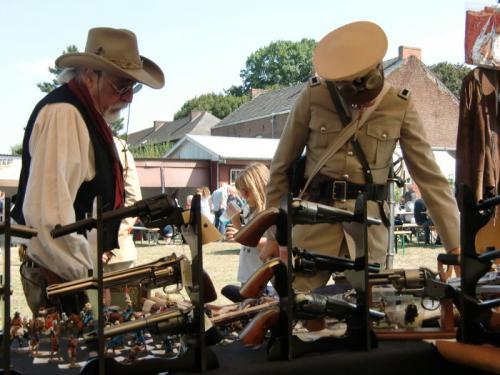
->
xmin=128 ymin=110 xmax=220 ymax=148
xmin=211 ymin=46 xmax=459 ymax=150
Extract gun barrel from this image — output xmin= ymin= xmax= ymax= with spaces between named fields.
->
xmin=294 ymin=250 xmax=380 ymax=273
xmin=51 ymin=193 xmax=179 ymax=238
xmin=84 ymin=308 xmax=190 ymax=342
xmin=295 ymin=293 xmax=385 ymax=320
xmin=47 ymin=256 xmax=182 ymax=297
xmin=293 ymin=200 xmax=382 ymax=226
xmin=0 ymin=223 xmax=38 ymax=238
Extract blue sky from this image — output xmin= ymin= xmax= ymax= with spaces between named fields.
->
xmin=0 ymin=0 xmax=481 ymax=154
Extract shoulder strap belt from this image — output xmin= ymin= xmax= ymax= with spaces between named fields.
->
xmin=299 ymin=82 xmax=390 ymax=199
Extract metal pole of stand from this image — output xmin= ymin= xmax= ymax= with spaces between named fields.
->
xmin=360 ymin=192 xmax=371 ymax=351
xmin=96 ymin=197 xmax=105 ymax=375
xmin=190 ymin=195 xmax=207 ymax=371
xmin=286 ymin=193 xmax=294 ymax=361
xmin=386 ymin=172 xmax=397 ymax=270
xmin=2 ymin=198 xmax=11 ymax=375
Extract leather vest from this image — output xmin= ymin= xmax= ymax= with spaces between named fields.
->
xmin=12 ymin=84 xmax=119 ymax=251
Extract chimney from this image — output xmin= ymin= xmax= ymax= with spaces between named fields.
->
xmin=250 ymin=88 xmax=268 ymax=99
xmin=398 ymin=46 xmax=422 ymax=60
xmin=153 ymin=121 xmax=164 ymax=131
xmin=189 ymin=110 xmax=202 ymax=121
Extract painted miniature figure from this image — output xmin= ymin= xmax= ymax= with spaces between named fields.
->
xmin=67 ymin=335 xmax=80 ymax=368
xmin=81 ymin=302 xmax=94 ymax=329
xmin=48 ymin=324 xmax=63 ymax=363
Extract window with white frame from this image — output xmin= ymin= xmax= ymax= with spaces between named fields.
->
xmin=230 ymin=169 xmax=244 ymax=185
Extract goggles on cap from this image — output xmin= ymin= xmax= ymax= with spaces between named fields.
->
xmin=335 ymin=65 xmax=383 ymax=98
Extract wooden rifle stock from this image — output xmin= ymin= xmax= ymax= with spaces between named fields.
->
xmin=209 ymin=299 xmax=279 ymax=326
xmin=239 ymin=306 xmax=280 ymax=347
xmin=239 ymin=258 xmax=284 ymax=299
xmin=234 ymin=207 xmax=280 ymax=247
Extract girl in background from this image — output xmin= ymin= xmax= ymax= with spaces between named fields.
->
xmin=196 ymin=186 xmax=214 ymax=223
xmin=225 ymin=163 xmax=269 ymax=284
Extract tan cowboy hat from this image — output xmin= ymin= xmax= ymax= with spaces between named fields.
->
xmin=313 ymin=21 xmax=387 ymax=81
xmin=56 ymin=27 xmax=165 ymax=89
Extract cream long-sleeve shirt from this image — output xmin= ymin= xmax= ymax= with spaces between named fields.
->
xmin=23 ymin=102 xmax=97 ymax=281
xmin=108 ymin=137 xmax=142 ymax=265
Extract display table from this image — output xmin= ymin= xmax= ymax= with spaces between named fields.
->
xmin=4 ymin=339 xmax=494 ymax=375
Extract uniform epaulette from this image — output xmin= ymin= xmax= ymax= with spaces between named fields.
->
xmin=398 ymin=88 xmax=410 ymax=100
xmin=309 ymin=76 xmax=321 ymax=87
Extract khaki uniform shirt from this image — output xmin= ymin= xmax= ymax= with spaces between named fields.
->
xmin=267 ymin=81 xmax=460 ymax=267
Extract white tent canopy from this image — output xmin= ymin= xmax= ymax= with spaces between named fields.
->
xmin=393 ymin=147 xmax=455 ymax=186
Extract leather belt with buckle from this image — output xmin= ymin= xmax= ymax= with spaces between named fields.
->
xmin=307 ymin=174 xmax=387 ymax=203
xmin=332 ymin=180 xmax=348 ymax=202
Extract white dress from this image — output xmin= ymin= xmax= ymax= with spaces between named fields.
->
xmin=236 ymin=210 xmax=263 ymax=284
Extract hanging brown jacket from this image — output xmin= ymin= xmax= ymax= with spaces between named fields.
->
xmin=456 ymin=68 xmax=500 ymax=204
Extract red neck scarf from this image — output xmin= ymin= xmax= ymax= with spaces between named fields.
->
xmin=68 ymin=79 xmax=125 ymax=209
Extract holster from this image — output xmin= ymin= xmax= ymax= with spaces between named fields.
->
xmin=287 ymin=155 xmax=306 ymax=197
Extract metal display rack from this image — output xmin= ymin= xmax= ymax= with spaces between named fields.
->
xmin=1 ymin=197 xmax=38 ymax=375
xmin=266 ymin=192 xmax=377 ymax=360
xmin=49 ymin=193 xmax=217 ymax=374
xmin=457 ymin=184 xmax=500 ymax=346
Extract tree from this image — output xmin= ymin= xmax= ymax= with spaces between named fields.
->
xmin=10 ymin=143 xmax=22 ymax=156
xmin=37 ymin=45 xmax=78 ymax=93
xmin=240 ymin=39 xmax=316 ymax=91
xmin=129 ymin=142 xmax=173 ymax=158
xmin=429 ymin=62 xmax=471 ymax=98
xmin=174 ymin=93 xmax=249 ymax=120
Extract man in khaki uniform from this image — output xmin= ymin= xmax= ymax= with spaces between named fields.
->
xmin=264 ymin=21 xmax=460 ymax=291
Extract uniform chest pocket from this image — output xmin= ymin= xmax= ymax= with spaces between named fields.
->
xmin=364 ymin=124 xmax=400 ymax=166
xmin=308 ymin=120 xmax=343 ymax=149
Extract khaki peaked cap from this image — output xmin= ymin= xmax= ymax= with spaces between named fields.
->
xmin=313 ymin=21 xmax=387 ymax=81
xmin=56 ymin=27 xmax=164 ymax=89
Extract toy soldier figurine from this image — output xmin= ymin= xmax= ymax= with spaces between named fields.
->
xmin=122 ymin=290 xmax=134 ymax=322
xmin=81 ymin=302 xmax=94 ymax=329
xmin=105 ymin=320 xmax=125 ymax=356
xmin=10 ymin=311 xmax=23 ymax=338
xmin=67 ymin=335 xmax=80 ymax=368
xmin=48 ymin=325 xmax=63 ymax=363
xmin=29 ymin=329 xmax=40 ymax=357
xmin=125 ymin=342 xmax=143 ymax=363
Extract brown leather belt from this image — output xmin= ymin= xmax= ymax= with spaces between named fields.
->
xmin=307 ymin=174 xmax=387 ymax=203
xmin=21 ymin=251 xmax=65 ymax=285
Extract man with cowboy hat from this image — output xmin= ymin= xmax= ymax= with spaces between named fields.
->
xmin=13 ymin=27 xmax=164 ymax=315
xmin=263 ymin=21 xmax=460 ymax=291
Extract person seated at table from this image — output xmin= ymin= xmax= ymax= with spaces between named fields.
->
xmin=162 ymin=225 xmax=173 ymax=245
xmin=402 ymin=191 xmax=416 ymax=224
xmin=414 ymin=198 xmax=441 ymax=245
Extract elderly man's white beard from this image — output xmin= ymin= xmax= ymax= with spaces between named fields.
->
xmin=104 ymin=103 xmax=128 ymax=123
